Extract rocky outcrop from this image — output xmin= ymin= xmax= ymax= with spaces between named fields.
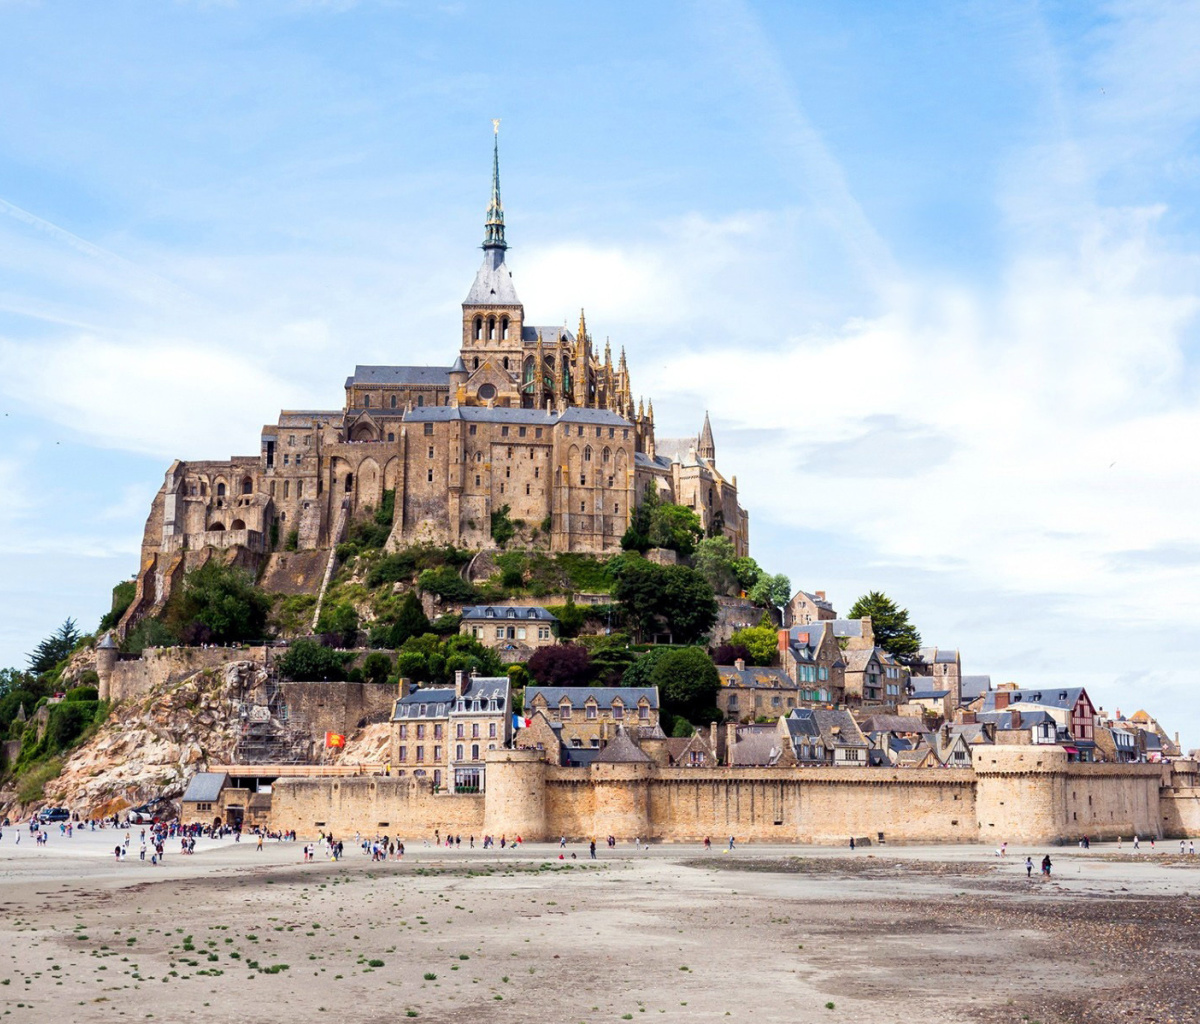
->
xmin=36 ymin=661 xmax=264 ymax=819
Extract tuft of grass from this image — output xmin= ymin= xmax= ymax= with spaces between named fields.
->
xmin=423 ymin=972 xmax=437 ymax=981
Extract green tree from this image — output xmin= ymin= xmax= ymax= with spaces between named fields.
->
xmin=749 ymin=572 xmax=791 ymax=610
xmin=390 ymin=590 xmax=432 ymax=648
xmin=490 ymin=503 xmax=516 ymax=548
xmin=278 ymin=639 xmax=350 ymax=681
xmin=613 ymin=559 xmax=718 ymax=644
xmin=544 ymin=598 xmax=585 ymax=638
xmin=317 ymin=600 xmax=360 ymax=646
xmin=620 ymin=645 xmax=675 ymax=690
xmin=693 ymin=536 xmax=740 ymax=596
xmin=28 ymin=619 xmax=82 ymax=674
xmin=847 ymin=590 xmax=922 ymax=659
xmin=728 ymin=625 xmax=778 ymax=666
xmin=361 ymin=651 xmax=393 ymax=685
xmin=177 ymin=561 xmax=271 ymax=644
xmin=731 ymin=556 xmax=762 ymax=593
xmin=648 ymin=503 xmax=703 ymax=558
xmin=650 ymin=646 xmax=721 ymax=728
xmin=621 ymin=482 xmax=659 ymax=553
xmin=418 ymin=565 xmax=477 ymax=602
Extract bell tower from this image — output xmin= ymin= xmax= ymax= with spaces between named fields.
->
xmin=461 ymin=120 xmax=525 ymax=400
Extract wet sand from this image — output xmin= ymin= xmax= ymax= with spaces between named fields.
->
xmin=1 ymin=831 xmax=1198 ymax=1023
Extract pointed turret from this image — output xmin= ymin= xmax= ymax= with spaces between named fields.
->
xmin=698 ymin=410 xmax=715 ymax=461
xmin=534 ymin=332 xmax=546 ymax=410
xmin=464 ymin=121 xmax=521 ymax=309
xmin=483 ymin=119 xmax=506 ymax=252
xmin=574 ymin=309 xmax=590 ymax=407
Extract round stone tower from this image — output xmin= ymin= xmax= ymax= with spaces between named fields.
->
xmin=95 ymin=632 xmax=119 ymax=702
xmin=483 ymin=747 xmax=548 ymax=840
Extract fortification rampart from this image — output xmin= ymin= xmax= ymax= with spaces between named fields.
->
xmin=264 ymin=747 xmax=1195 ymax=844
xmin=101 ymin=646 xmax=271 ymax=702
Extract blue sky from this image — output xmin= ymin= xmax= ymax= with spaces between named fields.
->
xmin=1 ymin=0 xmax=1198 ymax=745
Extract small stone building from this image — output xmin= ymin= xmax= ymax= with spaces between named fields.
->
xmin=524 ymin=685 xmax=659 ymax=750
xmin=460 ymin=604 xmax=558 ymax=658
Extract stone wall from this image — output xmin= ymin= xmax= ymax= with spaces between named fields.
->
xmin=262 ymin=745 xmax=1194 ymax=844
xmin=103 ymin=646 xmax=271 ymax=702
xmin=276 ymin=681 xmax=396 ymax=738
xmin=270 ymin=776 xmax=484 ymax=837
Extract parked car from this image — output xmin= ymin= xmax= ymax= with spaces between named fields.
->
xmin=40 ymin=807 xmax=71 ymax=823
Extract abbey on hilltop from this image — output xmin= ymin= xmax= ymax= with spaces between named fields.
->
xmin=124 ymin=127 xmax=749 ymax=631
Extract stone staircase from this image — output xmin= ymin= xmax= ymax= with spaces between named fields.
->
xmin=310 ymin=499 xmax=351 ymax=631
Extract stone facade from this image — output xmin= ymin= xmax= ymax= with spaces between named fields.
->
xmin=524 ymin=686 xmax=660 ymax=750
xmin=121 ymin=133 xmax=749 ymax=637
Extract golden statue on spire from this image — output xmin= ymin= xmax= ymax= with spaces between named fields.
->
xmin=492 ymin=118 xmax=501 ymax=135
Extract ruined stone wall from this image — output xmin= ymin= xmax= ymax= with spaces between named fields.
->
xmin=270 ymin=776 xmax=484 ymax=837
xmin=105 ymin=646 xmax=271 ymax=702
xmin=275 ymin=681 xmax=396 ymax=739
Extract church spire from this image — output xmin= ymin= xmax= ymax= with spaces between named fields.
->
xmin=698 ymin=410 xmax=715 ymax=461
xmin=482 ymin=119 xmax=506 ymax=251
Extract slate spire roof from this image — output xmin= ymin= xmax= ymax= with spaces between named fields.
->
xmin=465 ymin=124 xmax=521 ymax=307
xmin=593 ymin=727 xmax=653 ymax=764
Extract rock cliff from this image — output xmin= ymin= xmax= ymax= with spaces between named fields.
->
xmin=38 ymin=661 xmax=261 ymax=818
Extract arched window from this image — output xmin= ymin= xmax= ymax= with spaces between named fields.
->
xmin=602 ymin=447 xmax=611 ymax=464
xmin=363 ymin=395 xmax=370 ymax=408
xmin=283 ymin=480 xmax=290 ymax=498
xmin=584 ymin=446 xmax=592 ymax=462
xmin=488 ymin=316 xmax=496 ymax=340
xmin=502 ymin=357 xmax=509 ymax=371
xmin=475 ymin=452 xmax=482 ymax=462
xmin=474 ymin=316 xmax=483 ymax=341
xmin=471 ymin=744 xmax=479 ymax=760
xmin=473 ymin=356 xmax=479 ymax=370
xmin=387 ymin=432 xmax=395 ymax=442
xmin=345 ymin=473 xmax=353 ymax=493
xmin=230 ymin=518 xmax=246 ymax=530
xmin=417 ymin=395 xmax=424 ymax=407
xmin=390 ymin=395 xmax=397 ymax=409
xmin=242 ymin=477 xmax=253 ymax=494
xmin=216 ymin=482 xmax=226 ymax=498
xmin=209 ymin=522 xmax=225 ymax=531
xmin=501 ymin=316 xmax=509 ymax=340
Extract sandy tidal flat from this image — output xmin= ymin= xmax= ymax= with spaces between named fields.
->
xmin=1 ymin=831 xmax=1198 ymax=1023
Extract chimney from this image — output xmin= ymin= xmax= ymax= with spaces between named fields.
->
xmin=725 ymin=722 xmax=738 ymax=759
xmin=734 ymin=658 xmax=745 ymax=672
xmin=860 ymin=616 xmax=874 ymax=647
xmin=454 ymin=669 xmax=466 ymax=697
xmin=399 ymin=677 xmax=413 ymax=699
xmin=815 ymin=591 xmax=826 ymax=601
xmin=710 ymin=721 xmax=720 ymax=760
xmin=777 ymin=629 xmax=789 ymax=654
xmin=961 ymin=711 xmax=977 ymax=725
xmin=1011 ymin=708 xmax=1022 ymax=729
xmin=995 ymin=691 xmax=1009 ymax=710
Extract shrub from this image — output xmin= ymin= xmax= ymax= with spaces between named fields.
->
xmin=374 ymin=489 xmax=396 ymax=527
xmin=284 ymin=529 xmax=299 ymax=551
xmin=418 ymin=566 xmax=477 ymax=602
xmin=527 ymin=644 xmax=591 ymax=686
xmin=728 ymin=626 xmax=779 ymax=666
xmin=277 ymin=639 xmax=351 ymax=681
xmin=99 ymin=580 xmax=137 ymax=632
xmin=17 ymin=758 xmax=63 ymax=804
xmin=543 ymin=600 xmax=585 ymax=639
xmin=174 ymin=561 xmax=272 ymax=644
xmin=315 ymin=601 xmax=359 ymax=647
xmin=361 ymin=652 xmax=393 ymax=685
xmin=650 ymin=647 xmax=721 ymax=727
xmin=64 ymin=686 xmax=99 ymax=703
xmin=490 ymin=504 xmax=516 ymax=548
xmin=122 ymin=617 xmax=179 ymax=655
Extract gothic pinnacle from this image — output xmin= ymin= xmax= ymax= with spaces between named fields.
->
xmin=482 ymin=119 xmax=506 ymax=251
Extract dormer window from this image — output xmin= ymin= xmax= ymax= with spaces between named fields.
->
xmin=457 ymin=699 xmax=466 ymax=712
xmin=559 ymin=702 xmax=571 ymax=721
xmin=613 ymin=702 xmax=624 ymax=719
xmin=472 ymin=700 xmax=480 ymax=712
xmin=586 ymin=703 xmax=597 ymax=720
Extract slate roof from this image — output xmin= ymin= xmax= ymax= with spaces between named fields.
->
xmin=919 ymin=647 xmax=960 ymax=665
xmin=392 ymin=678 xmax=509 ymax=719
xmin=981 ymin=687 xmax=1090 ymax=713
xmin=346 ymin=365 xmax=454 ymax=387
xmin=729 ymin=728 xmax=783 ymax=766
xmin=857 ymin=715 xmax=926 ymax=734
xmin=716 ymin=665 xmax=795 ymax=689
xmin=909 ymin=690 xmax=950 ymax=701
xmin=593 ymin=728 xmax=653 ymax=764
xmin=526 ymin=686 xmax=659 ymax=710
xmin=794 ymin=590 xmax=835 ymax=612
xmin=401 ymin=406 xmax=633 ymax=428
xmin=464 ymin=249 xmax=521 ymax=305
xmin=826 ymin=618 xmax=868 ymax=639
xmin=788 ymin=707 xmax=868 ymax=750
xmin=462 ymin=605 xmax=557 ymax=622
xmin=520 ymin=325 xmax=575 ymax=344
xmin=960 ymin=675 xmax=992 ymax=701
xmin=843 ymin=648 xmax=882 ymax=672
xmin=182 ymin=772 xmax=228 ymax=804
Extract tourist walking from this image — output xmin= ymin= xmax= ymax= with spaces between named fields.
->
xmin=728 ymin=836 xmax=736 ymax=851
xmin=1025 ymin=856 xmax=1033 ymax=879
xmin=1041 ymin=854 xmax=1052 ymax=878
xmin=589 ymin=839 xmax=596 ymax=860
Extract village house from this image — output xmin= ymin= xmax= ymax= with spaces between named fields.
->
xmin=981 ymin=686 xmax=1098 ymax=761
xmin=776 ymin=623 xmax=846 ymax=704
xmin=910 ymin=646 xmax=963 ymax=709
xmin=843 ymin=647 xmax=908 ymax=704
xmin=779 ymin=707 xmax=870 ymax=767
xmin=390 ymin=671 xmax=512 ymax=791
xmin=725 ymin=722 xmax=789 ymax=767
xmin=459 ymin=604 xmax=557 ymax=661
xmin=523 ymin=685 xmax=660 ymax=749
xmin=715 ymin=660 xmax=803 ymax=722
xmin=784 ymin=588 xmax=836 ymax=626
